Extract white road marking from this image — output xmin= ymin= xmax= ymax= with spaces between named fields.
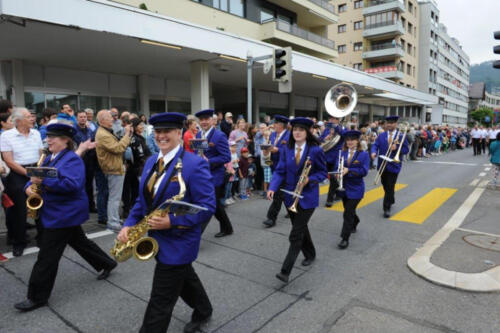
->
xmin=469 ymin=179 xmax=480 ymax=186
xmin=2 ymin=229 xmax=114 ymax=259
xmin=478 ymin=180 xmax=490 ymax=188
xmin=485 ymin=168 xmax=491 ymax=171
xmin=413 ymin=161 xmax=478 ymax=166
xmin=456 ymin=228 xmax=500 ymax=238
xmin=483 ymin=164 xmax=492 ymax=167
xmin=479 ymin=172 xmax=486 ymax=177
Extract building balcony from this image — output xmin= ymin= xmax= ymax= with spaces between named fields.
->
xmin=363 ymin=0 xmax=405 ymax=15
xmin=364 ymin=66 xmax=404 ymax=79
xmin=363 ymin=21 xmax=405 ymax=39
xmin=267 ymin=0 xmax=338 ymax=27
xmin=260 ymin=19 xmax=337 ymax=59
xmin=362 ymin=43 xmax=404 ymax=60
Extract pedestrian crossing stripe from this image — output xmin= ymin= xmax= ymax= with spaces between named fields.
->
xmin=322 ymin=184 xmax=408 ymax=212
xmin=390 ymin=188 xmax=457 ymax=224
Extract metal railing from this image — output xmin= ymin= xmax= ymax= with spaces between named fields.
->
xmin=274 ymin=20 xmax=335 ymax=49
xmin=364 ymin=42 xmax=402 ymax=51
xmin=365 ymin=0 xmax=403 ymax=7
xmin=364 ymin=20 xmax=400 ymax=30
xmin=307 ymin=0 xmax=335 ymax=14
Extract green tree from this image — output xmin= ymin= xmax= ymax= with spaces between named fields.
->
xmin=471 ymin=107 xmax=494 ymax=125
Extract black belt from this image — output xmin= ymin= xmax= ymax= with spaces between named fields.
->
xmin=22 ymin=163 xmax=37 ymax=168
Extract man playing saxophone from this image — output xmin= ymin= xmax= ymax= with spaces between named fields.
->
xmin=268 ymin=118 xmax=327 ymax=283
xmin=116 ymin=112 xmax=215 ymax=333
xmin=370 ymin=116 xmax=409 ymax=218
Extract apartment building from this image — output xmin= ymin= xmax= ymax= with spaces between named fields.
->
xmin=483 ymin=90 xmax=500 ymax=110
xmin=117 ymin=0 xmax=339 ymax=61
xmin=330 ymin=0 xmax=419 ymax=89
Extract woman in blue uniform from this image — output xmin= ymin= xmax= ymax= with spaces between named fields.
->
xmin=117 ymin=112 xmax=216 ymax=333
xmin=268 ymin=117 xmax=327 ymax=283
xmin=335 ymin=130 xmax=370 ymax=250
xmin=14 ymin=120 xmax=117 ymax=312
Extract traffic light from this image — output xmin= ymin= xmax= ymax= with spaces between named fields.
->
xmin=272 ymin=47 xmax=292 ymax=83
xmin=494 ymin=31 xmax=500 ymax=69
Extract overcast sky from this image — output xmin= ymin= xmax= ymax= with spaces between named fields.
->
xmin=436 ymin=0 xmax=499 ymax=65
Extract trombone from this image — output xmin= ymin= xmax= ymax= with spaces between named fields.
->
xmin=373 ymin=122 xmax=409 ymax=185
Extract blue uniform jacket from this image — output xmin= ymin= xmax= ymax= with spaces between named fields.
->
xmin=334 ymin=150 xmax=370 ymax=200
xmin=319 ymin=125 xmax=345 ymax=165
xmin=24 ymin=149 xmax=89 ymax=229
xmin=196 ymin=128 xmax=231 ymax=187
xmin=370 ymin=131 xmax=409 ymax=174
xmin=124 ymin=149 xmax=216 ymax=265
xmin=269 ymin=130 xmax=290 ymax=172
xmin=269 ymin=145 xmax=328 ymax=210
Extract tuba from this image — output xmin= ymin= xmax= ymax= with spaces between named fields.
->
xmin=110 ymin=159 xmax=187 ymax=262
xmin=321 ymin=83 xmax=358 ymax=152
xmin=26 ymin=153 xmax=46 ymax=219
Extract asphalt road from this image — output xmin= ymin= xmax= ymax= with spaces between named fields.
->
xmin=1 ymin=147 xmax=499 ymax=333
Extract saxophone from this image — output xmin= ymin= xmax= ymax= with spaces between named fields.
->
xmin=26 ymin=153 xmax=46 ymax=219
xmin=110 ymin=159 xmax=186 ymax=262
xmin=288 ymin=157 xmax=312 ymax=213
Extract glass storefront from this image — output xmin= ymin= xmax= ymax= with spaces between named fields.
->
xmin=24 ymin=92 xmax=45 ymax=115
xmin=80 ymin=95 xmax=110 ymax=112
xmin=149 ymin=100 xmax=167 ymax=115
xmin=110 ymin=97 xmax=137 ymax=113
xmin=167 ymin=101 xmax=191 ymax=115
xmin=46 ymin=94 xmax=78 ymax=112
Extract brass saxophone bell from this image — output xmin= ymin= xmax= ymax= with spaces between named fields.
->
xmin=133 ymin=236 xmax=159 ymax=261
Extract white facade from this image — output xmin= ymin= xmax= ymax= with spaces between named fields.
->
xmin=483 ymin=91 xmax=500 ymax=110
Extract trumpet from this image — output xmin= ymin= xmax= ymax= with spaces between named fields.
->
xmin=373 ymin=122 xmax=409 ymax=185
xmin=281 ymin=157 xmax=312 ymax=213
xmin=26 ymin=153 xmax=46 ymax=219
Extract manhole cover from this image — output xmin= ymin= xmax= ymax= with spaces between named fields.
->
xmin=463 ymin=234 xmax=500 ymax=252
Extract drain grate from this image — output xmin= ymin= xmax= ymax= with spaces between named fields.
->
xmin=463 ymin=234 xmax=500 ymax=253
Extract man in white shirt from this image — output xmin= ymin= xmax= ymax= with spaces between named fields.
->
xmin=1 ymin=107 xmax=43 ymax=256
xmin=480 ymin=126 xmax=488 ymax=154
xmin=470 ymin=125 xmax=482 ymax=156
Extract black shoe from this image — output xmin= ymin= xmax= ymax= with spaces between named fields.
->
xmin=183 ymin=316 xmax=211 ymax=333
xmin=97 ymin=220 xmax=107 ymax=225
xmin=337 ymin=239 xmax=349 ymax=250
xmin=214 ymin=231 xmax=233 ymax=238
xmin=263 ymin=219 xmax=276 ymax=228
xmin=325 ymin=201 xmax=333 ymax=208
xmin=351 ymin=227 xmax=357 ymax=234
xmin=14 ymin=299 xmax=47 ymax=312
xmin=13 ymin=246 xmax=25 ymax=257
xmin=275 ymin=272 xmax=289 ymax=283
xmin=383 ymin=209 xmax=390 ymax=218
xmin=97 ymin=261 xmax=117 ymax=280
xmin=301 ymin=258 xmax=315 ymax=266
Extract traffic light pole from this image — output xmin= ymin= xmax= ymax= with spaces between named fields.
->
xmin=247 ymin=54 xmax=273 ymax=124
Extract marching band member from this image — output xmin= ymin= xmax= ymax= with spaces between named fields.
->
xmin=370 ymin=116 xmax=409 ymax=218
xmin=268 ymin=117 xmax=327 ymax=283
xmin=320 ymin=115 xmax=345 ymax=207
xmin=195 ymin=109 xmax=234 ymax=237
xmin=262 ymin=115 xmax=290 ymax=228
xmin=15 ymin=120 xmax=117 ymax=312
xmin=335 ymin=131 xmax=370 ymax=250
xmin=117 ymin=112 xmax=216 ymax=333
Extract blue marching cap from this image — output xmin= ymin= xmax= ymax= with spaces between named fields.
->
xmin=195 ymin=109 xmax=214 ymax=119
xmin=290 ymin=117 xmax=314 ymax=129
xmin=150 ymin=112 xmax=186 ymax=129
xmin=274 ymin=115 xmax=289 ymax=124
xmin=343 ymin=130 xmax=362 ymax=139
xmin=46 ymin=120 xmax=76 ymax=138
xmin=385 ymin=115 xmax=399 ymax=122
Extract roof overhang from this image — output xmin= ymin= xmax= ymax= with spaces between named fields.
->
xmin=0 ymin=0 xmax=437 ymax=106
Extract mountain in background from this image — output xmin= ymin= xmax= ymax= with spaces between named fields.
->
xmin=470 ymin=60 xmax=500 ymax=92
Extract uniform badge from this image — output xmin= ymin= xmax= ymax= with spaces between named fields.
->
xmin=353 ymin=160 xmax=360 ymax=164
xmin=281 ymin=140 xmax=287 ymax=145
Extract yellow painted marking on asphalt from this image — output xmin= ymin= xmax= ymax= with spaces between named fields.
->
xmin=390 ymin=188 xmax=457 ymax=224
xmin=323 ymin=184 xmax=408 ymax=212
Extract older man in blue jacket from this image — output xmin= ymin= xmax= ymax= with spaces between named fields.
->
xmin=195 ymin=109 xmax=234 ymax=238
xmin=118 ymin=112 xmax=216 ymax=333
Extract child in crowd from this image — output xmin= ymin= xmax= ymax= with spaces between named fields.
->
xmin=238 ymin=147 xmax=250 ymax=200
xmin=261 ymin=130 xmax=272 ymax=196
xmin=247 ymin=155 xmax=256 ymax=196
xmin=229 ymin=141 xmax=240 ymax=200
xmin=223 ymin=159 xmax=236 ymax=206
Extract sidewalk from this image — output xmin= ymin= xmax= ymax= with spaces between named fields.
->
xmin=408 ymin=163 xmax=500 ymax=292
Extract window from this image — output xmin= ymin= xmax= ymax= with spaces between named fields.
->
xmin=210 ymin=0 xmax=245 ymax=17
xmin=354 ymin=0 xmax=363 ymax=9
xmin=408 ymin=1 xmax=413 ymax=14
xmin=353 ymin=42 xmax=363 ymax=51
xmin=338 ymin=24 xmax=346 ymax=33
xmin=407 ymin=43 xmax=412 ymax=55
xmin=353 ymin=63 xmax=363 ymax=70
xmin=338 ymin=45 xmax=346 ymax=53
xmin=338 ymin=4 xmax=347 ymax=13
xmin=354 ymin=21 xmax=363 ymax=30
xmin=46 ymin=94 xmax=78 ymax=112
xmin=260 ymin=8 xmax=274 ymax=23
xmin=407 ymin=64 xmax=411 ymax=75
xmin=407 ymin=22 xmax=413 ymax=34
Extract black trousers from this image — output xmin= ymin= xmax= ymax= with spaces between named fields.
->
xmin=481 ymin=139 xmax=486 ymax=154
xmin=472 ymin=138 xmax=481 ymax=155
xmin=140 ymin=262 xmax=213 ymax=333
xmin=381 ymin=170 xmax=398 ymax=210
xmin=122 ymin=167 xmax=139 ymax=215
xmin=83 ymin=155 xmax=97 ymax=210
xmin=266 ymin=182 xmax=286 ymax=222
xmin=201 ymin=185 xmax=233 ymax=234
xmin=255 ymin=159 xmax=264 ymax=191
xmin=4 ymin=171 xmax=29 ymax=247
xmin=27 ymin=225 xmax=116 ymax=303
xmin=341 ymin=197 xmax=361 ymax=241
xmin=326 ymin=162 xmax=339 ymax=203
xmin=281 ymin=206 xmax=315 ymax=276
